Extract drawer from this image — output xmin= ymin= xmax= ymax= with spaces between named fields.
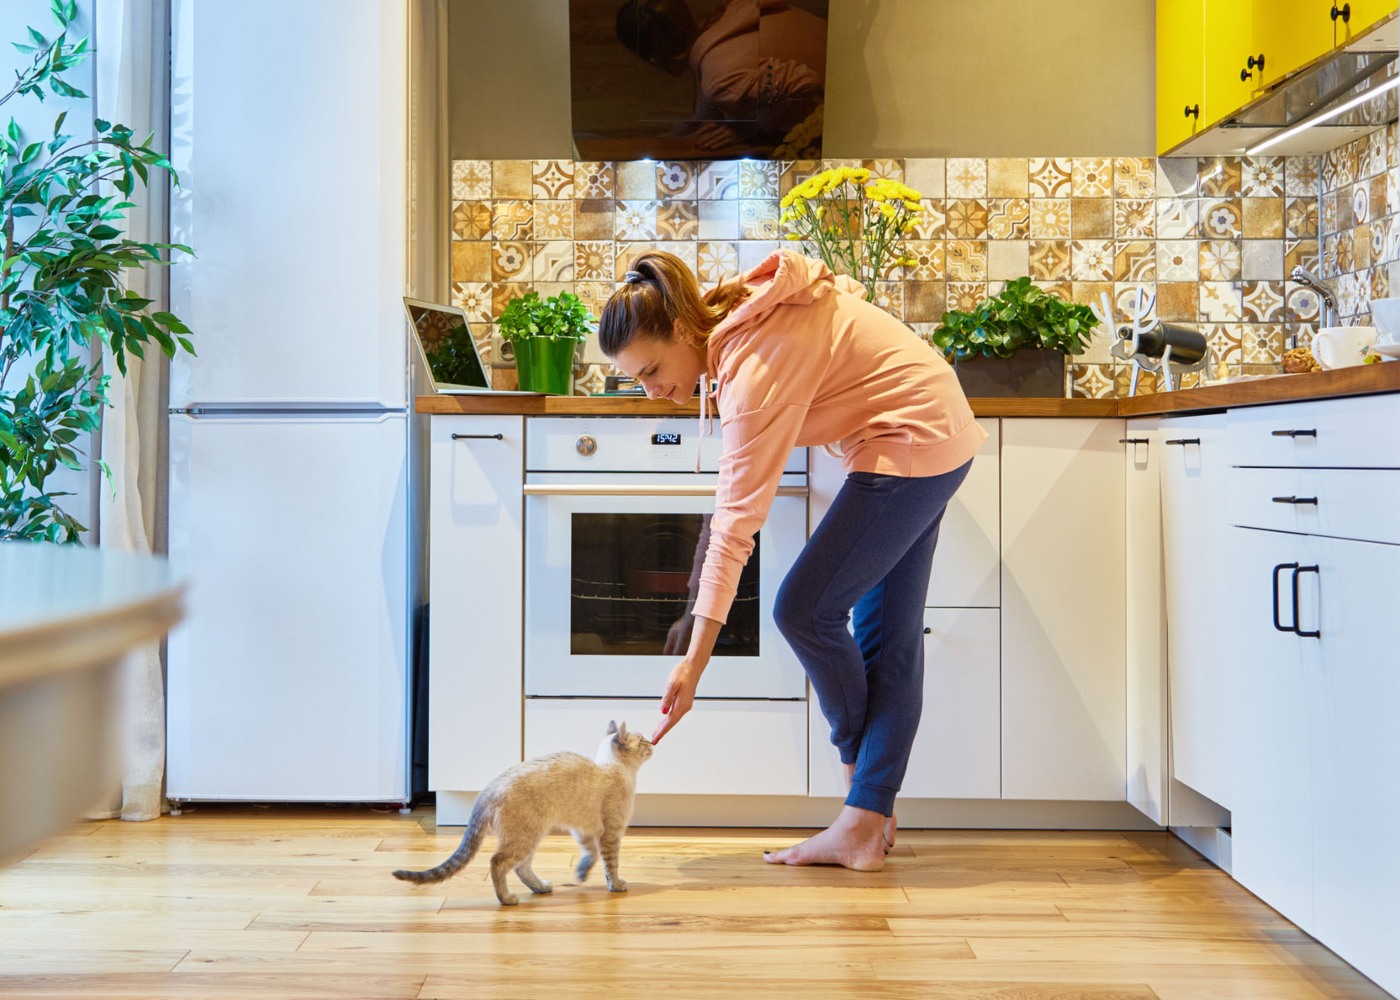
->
xmin=524 ymin=698 xmax=807 ymax=796
xmin=1228 ymin=467 xmax=1400 ymax=544
xmin=1225 ymin=395 xmax=1400 ymax=469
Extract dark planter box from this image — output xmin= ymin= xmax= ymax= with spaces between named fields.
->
xmin=953 ymin=351 xmax=1066 ymax=398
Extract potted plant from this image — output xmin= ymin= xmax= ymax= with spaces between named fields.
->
xmin=498 ymin=291 xmax=593 ymax=395
xmin=1 ymin=2 xmax=193 ymax=542
xmin=932 ymin=278 xmax=1097 ymax=397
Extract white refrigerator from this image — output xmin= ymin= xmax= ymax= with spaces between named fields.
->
xmin=165 ymin=0 xmax=415 ymax=803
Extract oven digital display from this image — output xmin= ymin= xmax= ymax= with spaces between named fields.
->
xmin=651 ymin=432 xmax=682 ymax=446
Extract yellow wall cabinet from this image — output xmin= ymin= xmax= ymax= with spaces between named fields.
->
xmin=1337 ymin=0 xmax=1399 ymax=41
xmin=1157 ymin=0 xmax=1206 ymax=152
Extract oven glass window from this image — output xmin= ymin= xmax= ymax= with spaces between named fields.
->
xmin=571 ymin=513 xmax=760 ymax=656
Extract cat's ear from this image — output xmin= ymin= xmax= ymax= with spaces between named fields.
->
xmin=606 ymin=720 xmax=618 ymax=736
xmin=617 ymin=721 xmax=629 ymax=739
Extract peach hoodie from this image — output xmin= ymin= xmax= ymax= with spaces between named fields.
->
xmin=692 ymin=251 xmax=987 ymax=625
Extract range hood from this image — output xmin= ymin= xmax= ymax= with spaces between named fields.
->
xmin=1168 ymin=15 xmax=1398 ymax=156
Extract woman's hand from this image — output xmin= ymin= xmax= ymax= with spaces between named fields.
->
xmin=652 ymin=660 xmax=702 ymax=744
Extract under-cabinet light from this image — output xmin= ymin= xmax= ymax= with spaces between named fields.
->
xmin=1246 ymin=75 xmax=1400 ymax=155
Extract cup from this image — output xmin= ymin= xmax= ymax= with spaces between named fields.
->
xmin=1312 ymin=326 xmax=1378 ymax=369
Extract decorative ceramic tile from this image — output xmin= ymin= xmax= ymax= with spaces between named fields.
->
xmin=740 ymin=160 xmax=780 ymax=198
xmin=946 ymin=158 xmax=987 ymax=198
xmin=1286 ymin=238 xmax=1320 ymax=275
xmin=987 ymin=159 xmax=1029 ymax=198
xmin=1156 ymin=158 xmax=1198 ymax=198
xmin=909 ymin=199 xmax=947 ymax=239
xmin=1335 ymin=143 xmax=1358 ymax=188
xmin=1198 ymin=157 xmax=1241 ymax=197
xmin=697 ymin=241 xmax=740 ymax=283
xmin=1242 ymin=324 xmax=1285 ymax=364
xmin=1285 ymin=198 xmax=1318 ymax=238
xmin=1240 ymin=157 xmax=1284 ymax=197
xmin=1285 ymin=281 xmax=1322 ymax=324
xmin=695 ymin=162 xmax=738 ymax=200
xmin=574 ymin=241 xmax=615 ymax=280
xmin=452 ymin=200 xmax=493 ymax=240
xmin=452 ymin=281 xmax=493 ymax=324
xmin=616 ymin=200 xmax=659 ymax=241
xmin=904 ymin=240 xmax=945 ymax=280
xmin=1070 ymin=281 xmax=1113 ymax=314
xmin=1285 ymin=156 xmax=1320 ymax=198
xmin=1156 ymin=197 xmax=1198 ymax=239
xmin=864 ymin=158 xmax=904 ymax=182
xmin=903 ymin=280 xmax=946 ymax=323
xmin=779 ymin=160 xmax=822 ymax=198
xmin=1029 ymin=199 xmax=1071 ymax=238
xmin=492 ymin=160 xmax=533 ymax=199
xmin=1199 ymin=240 xmax=1242 ymax=281
xmin=616 ymin=241 xmax=698 ymax=278
xmin=986 ymin=199 xmax=1031 ymax=239
xmin=452 ymin=160 xmax=492 ymax=200
xmin=1351 ymin=182 xmax=1371 ymax=226
xmin=946 ymin=200 xmax=988 ymax=239
xmin=1372 ymin=266 xmax=1391 ymax=300
xmin=1204 ymin=323 xmax=1243 ymax=365
xmin=1354 ymin=225 xmax=1373 ymax=270
xmin=491 ymin=200 xmax=533 ymax=241
xmin=1071 ymin=240 xmax=1115 ymax=281
xmin=947 ymin=281 xmax=988 ymax=312
xmin=739 ymin=199 xmax=779 ymax=240
xmin=491 ymin=241 xmax=531 ymax=281
xmin=697 ymin=199 xmax=740 ymax=240
xmin=1028 ymin=157 xmax=1073 ymax=198
xmin=1114 ymin=241 xmax=1156 ymax=282
xmin=945 ymin=241 xmax=988 ymax=281
xmin=903 ymin=159 xmax=946 ymax=199
xmin=1070 ymin=157 xmax=1112 ymax=198
xmin=1154 ymin=240 xmax=1197 ymax=281
xmin=1370 ymin=175 xmax=1389 ymax=222
xmin=533 ymin=200 xmax=573 ymax=240
xmin=1200 ymin=281 xmax=1243 ymax=321
xmin=738 ymin=240 xmax=780 ymax=272
xmin=492 ymin=281 xmax=532 ymax=317
xmin=657 ymin=161 xmax=697 ymax=199
xmin=1361 ymin=129 xmax=1388 ymax=178
xmin=451 ymin=241 xmax=492 ymax=284
xmin=1071 ymin=199 xmax=1113 ymax=239
xmin=1201 ymin=199 xmax=1242 ymax=239
xmin=532 ymin=160 xmax=575 ymax=200
xmin=1241 ymin=281 xmax=1286 ymax=321
xmin=1320 ymin=189 xmax=1340 ymax=235
xmin=1241 ymin=198 xmax=1284 ymax=238
xmin=1115 ymin=200 xmax=1155 ymax=239
xmin=575 ymin=162 xmax=615 ymax=199
xmin=1113 ymin=157 xmax=1155 ymax=199
xmin=533 ymin=240 xmax=576 ymax=282
xmin=870 ymin=281 xmax=905 ymax=319
xmin=658 ymin=200 xmax=699 ymax=240
xmin=1155 ymin=281 xmax=1199 ymax=320
xmin=1070 ymin=363 xmax=1116 ymax=399
xmin=1388 ymin=170 xmax=1400 ymax=216
xmin=574 ymin=281 xmax=615 ymax=323
xmin=574 ymin=199 xmax=615 ymax=240
xmin=988 ymin=240 xmax=1029 ymax=280
xmin=1371 ymin=220 xmax=1389 ymax=265
xmin=574 ymin=364 xmax=609 ymax=396
xmin=615 ymin=161 xmax=658 ymax=200
xmin=1241 ymin=240 xmax=1284 ymax=281
xmin=1028 ymin=240 xmax=1071 ymax=280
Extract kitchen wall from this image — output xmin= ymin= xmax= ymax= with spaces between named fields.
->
xmin=451 ymin=121 xmax=1399 ymax=397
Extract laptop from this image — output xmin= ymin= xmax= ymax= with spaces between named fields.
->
xmin=402 ymin=296 xmax=541 ymax=395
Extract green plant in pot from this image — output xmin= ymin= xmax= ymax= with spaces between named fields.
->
xmin=498 ymin=291 xmax=593 ymax=395
xmin=931 ymin=278 xmax=1097 ymax=397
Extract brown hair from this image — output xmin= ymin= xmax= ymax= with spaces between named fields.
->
xmin=598 ymin=250 xmax=750 ymax=358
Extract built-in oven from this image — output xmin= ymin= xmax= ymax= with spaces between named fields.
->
xmin=524 ymin=417 xmax=808 ymax=699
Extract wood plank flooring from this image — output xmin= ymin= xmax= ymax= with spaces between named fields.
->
xmin=0 ymin=804 xmax=1387 ymax=999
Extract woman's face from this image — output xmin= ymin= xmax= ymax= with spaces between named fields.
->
xmin=611 ymin=324 xmax=707 ymax=404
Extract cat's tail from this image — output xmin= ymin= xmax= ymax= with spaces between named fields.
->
xmin=392 ymin=803 xmax=487 ymax=885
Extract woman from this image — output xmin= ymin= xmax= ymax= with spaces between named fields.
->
xmin=598 ymin=250 xmax=984 ymax=872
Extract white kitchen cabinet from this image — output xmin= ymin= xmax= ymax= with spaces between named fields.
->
xmin=1001 ymin=419 xmax=1127 ymax=801
xmin=427 ymin=415 xmax=525 ymax=791
xmin=1123 ymin=419 xmax=1167 ymax=824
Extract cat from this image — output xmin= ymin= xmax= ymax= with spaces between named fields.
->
xmin=392 ymin=720 xmax=654 ymax=905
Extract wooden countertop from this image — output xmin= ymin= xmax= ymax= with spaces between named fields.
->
xmin=417 ymin=363 xmax=1400 ymax=418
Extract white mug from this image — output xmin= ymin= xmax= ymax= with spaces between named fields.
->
xmin=1312 ymin=326 xmax=1378 ymax=369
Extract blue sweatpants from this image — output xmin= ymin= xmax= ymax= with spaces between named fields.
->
xmin=773 ymin=461 xmax=972 ymax=817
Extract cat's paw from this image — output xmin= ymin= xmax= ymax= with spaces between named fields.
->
xmin=530 ymin=880 xmax=553 ymax=894
xmin=496 ymin=892 xmax=519 ymax=906
xmin=576 ymin=858 xmax=595 ymax=882
xmin=606 ymin=878 xmax=629 ymax=893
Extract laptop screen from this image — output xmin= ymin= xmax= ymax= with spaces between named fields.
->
xmin=403 ymin=299 xmax=490 ymax=390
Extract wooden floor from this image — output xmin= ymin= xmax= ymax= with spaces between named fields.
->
xmin=0 ymin=804 xmax=1388 ymax=1000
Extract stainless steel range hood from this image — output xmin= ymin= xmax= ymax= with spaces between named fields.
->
xmin=1167 ymin=15 xmax=1398 ymax=156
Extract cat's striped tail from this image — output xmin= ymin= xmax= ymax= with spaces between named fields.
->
xmin=392 ymin=806 xmax=486 ymax=885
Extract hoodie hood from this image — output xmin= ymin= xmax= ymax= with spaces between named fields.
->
xmin=708 ymin=251 xmax=865 ymax=356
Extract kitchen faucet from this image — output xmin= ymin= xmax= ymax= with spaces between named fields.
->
xmin=1290 ymin=266 xmax=1338 ymax=329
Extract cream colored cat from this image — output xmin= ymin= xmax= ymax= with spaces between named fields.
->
xmin=393 ymin=721 xmax=653 ymax=905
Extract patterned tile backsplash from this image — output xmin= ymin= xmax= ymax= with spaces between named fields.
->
xmin=451 ymin=122 xmax=1399 ymax=398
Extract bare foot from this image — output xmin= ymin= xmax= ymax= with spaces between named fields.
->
xmin=883 ymin=814 xmax=898 ymax=854
xmin=763 ymin=806 xmax=887 ymax=871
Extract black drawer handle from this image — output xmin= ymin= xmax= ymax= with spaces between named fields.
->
xmin=1119 ymin=437 xmax=1149 ymax=445
xmin=1165 ymin=438 xmax=1200 ymax=446
xmin=1270 ymin=429 xmax=1317 ymax=438
xmin=1293 ymin=565 xmax=1321 ymax=638
xmin=1272 ymin=562 xmax=1297 ymax=634
xmin=451 ymin=433 xmax=504 ymax=441
xmin=1331 ymin=3 xmax=1350 ymax=22
xmin=1271 ymin=496 xmax=1318 ymax=505
xmin=923 ymin=627 xmax=932 ymax=634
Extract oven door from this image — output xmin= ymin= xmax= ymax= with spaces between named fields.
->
xmin=524 ymin=473 xmax=808 ymax=699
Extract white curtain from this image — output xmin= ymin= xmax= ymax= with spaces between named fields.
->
xmin=91 ymin=0 xmax=171 ymax=822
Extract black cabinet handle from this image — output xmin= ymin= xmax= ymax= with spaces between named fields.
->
xmin=1270 ymin=428 xmax=1317 ymax=438
xmin=1241 ymin=53 xmax=1266 ymax=82
xmin=1292 ymin=565 xmax=1321 ymax=638
xmin=1272 ymin=562 xmax=1298 ymax=633
xmin=923 ymin=627 xmax=932 ymax=635
xmin=1271 ymin=495 xmax=1318 ymax=505
xmin=451 ymin=432 xmax=504 ymax=440
xmin=1165 ymin=438 xmax=1201 ymax=446
xmin=1331 ymin=3 xmax=1350 ymax=21
xmin=1184 ymin=104 xmax=1200 ymax=119
xmin=1119 ymin=437 xmax=1149 ymax=445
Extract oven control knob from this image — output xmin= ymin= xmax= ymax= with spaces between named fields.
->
xmin=575 ymin=434 xmax=597 ymax=457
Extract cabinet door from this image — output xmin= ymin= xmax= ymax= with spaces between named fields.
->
xmin=1124 ymin=421 xmax=1167 ymax=824
xmin=1158 ymin=0 xmax=1207 ymax=152
xmin=1310 ymin=536 xmax=1400 ymax=996
xmin=428 ymin=415 xmax=525 ymax=791
xmin=1253 ymin=0 xmax=1337 ymax=84
xmin=809 ymin=608 xmax=1000 ymax=799
xmin=1228 ymin=526 xmax=1314 ymax=931
xmin=1337 ymin=0 xmax=1398 ymax=42
xmin=1001 ymin=419 xmax=1126 ymax=801
xmin=1204 ymin=0 xmax=1260 ymax=124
